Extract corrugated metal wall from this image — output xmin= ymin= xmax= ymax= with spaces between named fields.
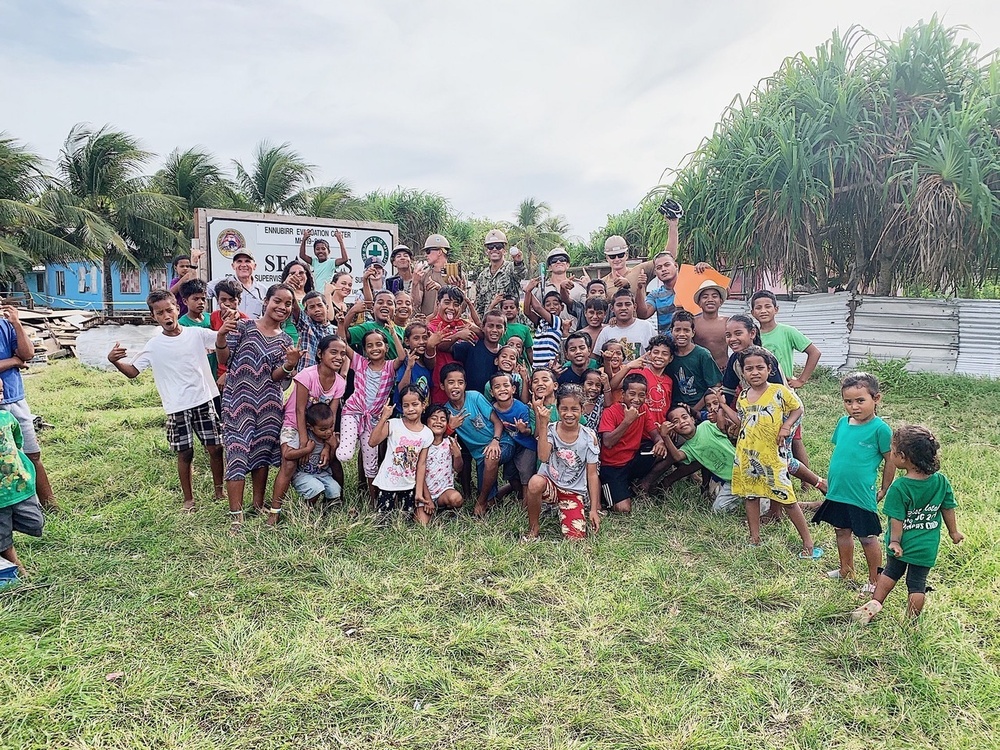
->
xmin=718 ymin=294 xmax=998 ymax=377
xmin=720 ymin=292 xmax=851 ymax=371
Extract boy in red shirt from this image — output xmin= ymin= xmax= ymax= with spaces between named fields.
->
xmin=598 ymin=372 xmax=671 ymax=514
xmin=608 ymin=334 xmax=674 ymax=425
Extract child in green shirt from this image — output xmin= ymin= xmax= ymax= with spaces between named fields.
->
xmin=853 ymin=425 xmax=963 ymax=624
xmin=0 ymin=380 xmax=44 ymax=581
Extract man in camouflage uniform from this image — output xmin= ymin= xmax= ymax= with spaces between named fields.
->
xmin=473 ymin=228 xmax=526 ymax=318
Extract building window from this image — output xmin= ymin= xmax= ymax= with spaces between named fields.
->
xmin=120 ymin=268 xmax=141 ymax=294
xmin=55 ymin=271 xmax=66 ymax=296
xmin=148 ymin=267 xmax=167 ymax=291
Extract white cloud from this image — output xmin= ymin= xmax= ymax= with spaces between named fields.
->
xmin=2 ymin=0 xmax=998 ymax=238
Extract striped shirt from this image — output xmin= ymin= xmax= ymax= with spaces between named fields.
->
xmin=341 ymin=351 xmax=398 ymax=434
xmin=532 ymin=314 xmax=562 ymax=367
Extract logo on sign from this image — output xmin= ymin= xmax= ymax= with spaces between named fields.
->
xmin=360 ymin=236 xmax=390 ymax=267
xmin=217 ymin=229 xmax=247 ymax=258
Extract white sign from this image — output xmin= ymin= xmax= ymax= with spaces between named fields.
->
xmin=199 ymin=211 xmax=397 ymax=298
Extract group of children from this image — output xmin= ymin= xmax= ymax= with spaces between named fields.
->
xmin=0 ymin=259 xmax=965 ymax=622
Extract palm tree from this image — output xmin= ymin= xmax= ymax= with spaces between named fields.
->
xmin=303 ymin=181 xmax=372 ymax=221
xmin=507 ymin=198 xmax=567 ymax=266
xmin=233 ymin=141 xmax=314 ymax=214
xmin=151 ymin=147 xmax=234 ymax=240
xmin=56 ymin=124 xmax=183 ymax=313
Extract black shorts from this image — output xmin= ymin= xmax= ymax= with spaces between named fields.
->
xmin=166 ymin=401 xmax=222 ymax=452
xmin=812 ymin=499 xmax=882 ymax=538
xmin=599 ymin=454 xmax=655 ymax=508
xmin=375 ymin=488 xmax=415 ymax=514
xmin=0 ymin=495 xmax=44 ymax=550
xmin=882 ymin=556 xmax=931 ymax=594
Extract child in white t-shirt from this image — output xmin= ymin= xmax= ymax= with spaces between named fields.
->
xmin=414 ymin=405 xmax=465 ymax=525
xmin=108 ymin=290 xmax=232 ymax=513
xmin=369 ymin=385 xmax=433 ymax=517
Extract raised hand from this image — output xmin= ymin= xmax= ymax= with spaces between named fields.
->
xmin=107 ymin=341 xmax=127 ymax=363
xmin=1 ymin=305 xmax=19 ymax=323
xmin=636 ymin=270 xmax=648 ymax=288
xmin=449 ymin=435 xmax=462 ymax=458
xmin=694 ymin=262 xmax=711 ymax=273
xmin=302 ymin=229 xmax=313 ymax=242
xmin=284 ymin=345 xmax=304 ymax=369
xmin=448 ymin=410 xmax=467 ymax=433
xmin=533 ymin=398 xmax=550 ymax=424
xmin=380 ymin=401 xmax=395 ymax=420
xmin=218 ymin=307 xmax=239 ymax=334
xmin=622 ymin=404 xmax=639 ymax=424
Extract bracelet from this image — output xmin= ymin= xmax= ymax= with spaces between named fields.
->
xmin=491 ymin=436 xmax=500 ymax=442
xmin=215 ymin=343 xmax=228 ymax=350
xmin=281 ymin=363 xmax=294 ymax=375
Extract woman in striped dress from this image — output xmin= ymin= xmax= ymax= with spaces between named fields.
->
xmin=218 ymin=283 xmax=301 ymax=532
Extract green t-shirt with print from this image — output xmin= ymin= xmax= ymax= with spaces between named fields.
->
xmin=0 ymin=411 xmax=36 ymax=509
xmin=348 ymin=321 xmax=405 ymax=359
xmin=679 ymin=420 xmax=735 ymax=482
xmin=665 ymin=345 xmax=721 ymax=406
xmin=178 ymin=314 xmax=219 ymax=378
xmin=826 ymin=415 xmax=892 ymax=514
xmin=760 ymin=323 xmax=811 ymax=381
xmin=882 ymin=473 xmax=957 ymax=568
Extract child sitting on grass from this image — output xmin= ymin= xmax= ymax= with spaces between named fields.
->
xmin=0 ymin=378 xmax=44 ymax=580
xmin=660 ymin=404 xmax=739 ymax=513
xmin=108 ymin=290 xmax=228 ymax=514
xmin=853 ymin=425 xmax=963 ymax=625
xmin=523 ymin=384 xmax=601 ymax=541
xmin=441 ymin=363 xmax=511 ymax=517
xmin=598 ymin=372 xmax=671 ymax=514
xmin=490 ymin=372 xmax=536 ymax=501
xmin=414 ymin=405 xmax=465 ymax=525
xmin=283 ymin=402 xmax=341 ymax=508
xmin=369 ymin=385 xmax=434 ymax=517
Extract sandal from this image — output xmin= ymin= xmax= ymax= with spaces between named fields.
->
xmin=852 ymin=599 xmax=882 ymax=624
xmin=180 ymin=501 xmax=197 ymax=514
xmin=798 ymin=547 xmax=824 ymax=560
xmin=228 ymin=510 xmax=244 ymax=535
xmin=519 ymin=533 xmax=540 ymax=544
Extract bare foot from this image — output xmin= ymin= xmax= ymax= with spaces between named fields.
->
xmin=472 ymin=502 xmax=489 ymax=518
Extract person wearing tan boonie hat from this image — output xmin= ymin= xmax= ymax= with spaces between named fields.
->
xmin=692 ymin=279 xmax=730 ymax=370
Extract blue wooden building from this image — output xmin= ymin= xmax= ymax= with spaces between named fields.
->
xmin=24 ymin=262 xmax=168 ymax=311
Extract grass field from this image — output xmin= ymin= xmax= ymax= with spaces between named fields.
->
xmin=1 ymin=360 xmax=999 ymax=750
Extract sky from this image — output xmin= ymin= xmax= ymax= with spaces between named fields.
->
xmin=2 ymin=0 xmax=999 ymax=242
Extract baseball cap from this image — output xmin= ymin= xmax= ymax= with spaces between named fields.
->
xmin=364 ymin=256 xmax=385 ymax=270
xmin=232 ymin=249 xmax=255 ymax=262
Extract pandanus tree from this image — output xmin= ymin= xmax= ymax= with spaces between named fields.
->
xmin=637 ymin=17 xmax=1000 ymax=296
xmin=55 ymin=124 xmax=183 ymax=312
xmin=362 ymin=188 xmax=451 ymax=255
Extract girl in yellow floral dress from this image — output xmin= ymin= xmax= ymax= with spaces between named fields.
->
xmin=725 ymin=346 xmax=822 ymax=559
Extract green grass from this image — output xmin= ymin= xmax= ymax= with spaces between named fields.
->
xmin=2 ymin=361 xmax=999 ymax=749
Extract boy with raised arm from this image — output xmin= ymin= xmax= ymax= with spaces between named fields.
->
xmin=108 ymin=290 xmax=230 ymax=513
xmin=298 ymin=228 xmax=349 ymax=292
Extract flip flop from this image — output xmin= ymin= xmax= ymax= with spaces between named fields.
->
xmin=852 ymin=599 xmax=883 ymax=624
xmin=519 ymin=534 xmax=540 ymax=544
xmin=798 ymin=547 xmax=824 ymax=560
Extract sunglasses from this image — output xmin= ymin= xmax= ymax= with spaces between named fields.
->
xmin=547 ymin=256 xmax=570 ymax=265
xmin=606 ymin=251 xmax=627 ymax=260
xmin=486 ymin=243 xmax=506 ymax=251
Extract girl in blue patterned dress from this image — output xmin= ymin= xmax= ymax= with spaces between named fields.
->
xmin=218 ymin=283 xmax=301 ymax=532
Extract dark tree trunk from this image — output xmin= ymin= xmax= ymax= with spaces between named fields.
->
xmin=102 ymin=254 xmax=114 ymax=315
